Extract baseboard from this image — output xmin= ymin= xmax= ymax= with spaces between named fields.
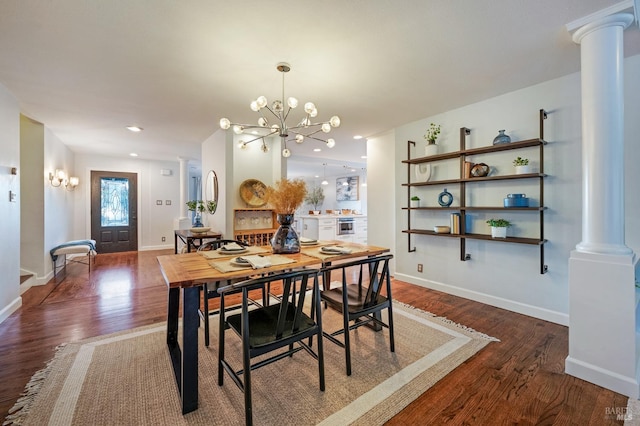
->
xmin=566 ymin=356 xmax=640 ymax=399
xmin=0 ymin=297 xmax=22 ymax=325
xmin=139 ymin=244 xmax=173 ymax=251
xmin=394 ymin=273 xmax=569 ymax=326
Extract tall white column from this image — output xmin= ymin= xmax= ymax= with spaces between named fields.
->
xmin=178 ymin=156 xmax=190 ymax=220
xmin=565 ymin=12 xmax=639 ymax=399
xmin=573 ymin=13 xmax=634 ymax=256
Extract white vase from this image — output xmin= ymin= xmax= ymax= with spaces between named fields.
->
xmin=515 ymin=165 xmax=531 ymax=175
xmin=491 ymin=226 xmax=507 ymax=238
xmin=410 ymin=200 xmax=420 ymax=208
xmin=415 ymin=142 xmax=438 ymax=182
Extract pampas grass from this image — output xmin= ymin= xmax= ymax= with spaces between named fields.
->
xmin=265 ymin=178 xmax=307 ymax=214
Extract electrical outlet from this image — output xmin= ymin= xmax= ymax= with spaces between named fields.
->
xmin=417 ymin=263 xmax=423 ymax=273
xmin=162 ymin=236 xmax=166 ymax=242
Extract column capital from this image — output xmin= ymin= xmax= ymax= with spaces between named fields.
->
xmin=569 ymin=12 xmax=634 ymax=44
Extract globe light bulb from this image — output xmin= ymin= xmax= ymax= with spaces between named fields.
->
xmin=238 ymin=141 xmax=248 ymax=149
xmin=233 ymin=125 xmax=244 ymax=134
xmin=272 ymin=100 xmax=283 ymax=112
xmin=282 ymin=148 xmax=291 ymax=157
xmin=326 ymin=138 xmax=335 ymax=148
xmin=304 ymin=102 xmax=316 ymax=114
xmin=250 ymin=100 xmax=259 ymax=112
xmin=309 ymin=107 xmax=318 ymax=118
xmin=258 ymin=117 xmax=268 ymax=127
xmin=261 ymin=142 xmax=269 ymax=153
xmin=321 ymin=123 xmax=331 ymax=133
xmin=295 ymin=134 xmax=304 ymax=144
xmin=330 ymin=116 xmax=341 ymax=127
xmin=220 ymin=118 xmax=231 ymax=130
xmin=287 ymin=97 xmax=298 ymax=108
xmin=256 ymin=96 xmax=267 ymax=109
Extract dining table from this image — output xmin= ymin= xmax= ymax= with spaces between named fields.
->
xmin=156 ymin=240 xmax=390 ymax=414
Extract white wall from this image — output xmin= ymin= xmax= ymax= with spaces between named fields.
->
xmin=0 ymin=83 xmax=21 ymax=323
xmin=73 ymin=154 xmax=181 ymax=250
xmin=386 ymin=54 xmax=640 ymax=325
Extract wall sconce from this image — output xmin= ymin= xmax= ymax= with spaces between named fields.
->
xmin=49 ymin=169 xmax=66 ymax=187
xmin=65 ymin=176 xmax=79 ymax=191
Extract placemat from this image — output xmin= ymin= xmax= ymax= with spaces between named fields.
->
xmin=199 ymin=245 xmax=269 ymax=260
xmin=209 ymin=254 xmax=297 ymax=273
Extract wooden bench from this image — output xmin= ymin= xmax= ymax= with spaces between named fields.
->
xmin=50 ymin=240 xmax=97 ymax=278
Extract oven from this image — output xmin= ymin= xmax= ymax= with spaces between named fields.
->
xmin=337 ymin=217 xmax=355 ymax=235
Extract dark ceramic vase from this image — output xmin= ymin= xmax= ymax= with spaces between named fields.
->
xmin=271 ymin=213 xmax=300 ymax=253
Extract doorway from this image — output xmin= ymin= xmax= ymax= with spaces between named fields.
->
xmin=91 ymin=171 xmax=138 ymax=253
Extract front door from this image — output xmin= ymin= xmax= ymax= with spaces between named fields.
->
xmin=91 ymin=171 xmax=138 ymax=253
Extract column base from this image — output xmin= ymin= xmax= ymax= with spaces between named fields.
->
xmin=566 ymin=250 xmax=639 ymax=398
xmin=575 ymin=241 xmax=633 ymax=256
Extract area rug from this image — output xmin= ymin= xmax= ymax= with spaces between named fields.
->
xmin=4 ymin=302 xmax=498 ymax=426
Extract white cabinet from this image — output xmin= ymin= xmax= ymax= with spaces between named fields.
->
xmin=354 ymin=217 xmax=367 ymax=244
xmin=301 ymin=217 xmax=336 ymax=241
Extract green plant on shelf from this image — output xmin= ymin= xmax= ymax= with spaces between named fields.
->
xmin=513 ymin=157 xmax=529 ymax=166
xmin=411 ymin=196 xmax=420 ymax=201
xmin=423 ymin=123 xmax=441 ymax=144
xmin=486 ymin=218 xmax=511 ymax=227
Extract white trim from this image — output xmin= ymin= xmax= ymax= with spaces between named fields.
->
xmin=566 ymin=1 xmax=634 ymax=32
xmin=566 ymin=356 xmax=640 ymax=399
xmin=0 ymin=297 xmax=22 ymax=325
xmin=395 ymin=273 xmax=569 ymax=326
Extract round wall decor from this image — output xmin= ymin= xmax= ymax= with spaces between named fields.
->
xmin=438 ymin=188 xmax=453 ymax=207
xmin=239 ymin=179 xmax=268 ymax=207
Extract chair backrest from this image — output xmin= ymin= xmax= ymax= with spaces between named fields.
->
xmin=218 ymin=268 xmax=321 ymax=338
xmin=197 ymin=239 xmax=248 ymax=252
xmin=321 ymin=254 xmax=393 ymax=307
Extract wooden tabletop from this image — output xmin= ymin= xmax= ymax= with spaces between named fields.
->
xmin=174 ymin=229 xmax=222 ymax=239
xmin=157 ymin=241 xmax=390 ymax=289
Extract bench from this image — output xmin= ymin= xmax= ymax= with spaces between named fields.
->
xmin=50 ymin=240 xmax=97 ymax=278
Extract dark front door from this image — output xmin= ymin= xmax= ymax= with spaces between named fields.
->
xmin=91 ymin=171 xmax=138 ymax=253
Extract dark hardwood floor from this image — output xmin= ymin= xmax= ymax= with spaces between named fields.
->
xmin=0 ymin=250 xmax=627 ymax=425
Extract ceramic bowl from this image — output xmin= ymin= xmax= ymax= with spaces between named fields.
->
xmin=190 ymin=227 xmax=210 ymax=233
xmin=433 ymin=225 xmax=451 ymax=234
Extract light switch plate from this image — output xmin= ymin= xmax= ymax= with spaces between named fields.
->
xmin=9 ymin=191 xmax=16 ymax=202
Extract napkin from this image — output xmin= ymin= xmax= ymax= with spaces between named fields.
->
xmin=300 ymin=237 xmax=317 ymax=243
xmin=221 ymin=242 xmax=245 ymax=251
xmin=237 ymin=255 xmax=272 ymax=269
xmin=321 ymin=245 xmax=352 ymax=254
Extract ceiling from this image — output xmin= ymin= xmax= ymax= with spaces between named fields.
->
xmin=0 ymin=1 xmax=638 ymax=179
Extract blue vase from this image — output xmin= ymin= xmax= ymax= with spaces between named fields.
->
xmin=493 ymin=130 xmax=511 ymax=145
xmin=271 ymin=214 xmax=300 ymax=253
xmin=192 ymin=212 xmax=204 ymax=227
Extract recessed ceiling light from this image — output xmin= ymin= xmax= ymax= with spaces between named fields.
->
xmin=129 ymin=153 xmax=138 ymax=157
xmin=313 ymin=148 xmax=322 ymax=152
xmin=354 ymin=135 xmax=363 ymax=140
xmin=126 ymin=126 xmax=143 ymax=132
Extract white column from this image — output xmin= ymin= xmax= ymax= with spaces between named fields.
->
xmin=573 ymin=13 xmax=634 ymax=255
xmin=565 ymin=12 xmax=639 ymax=399
xmin=178 ymin=156 xmax=189 ymax=220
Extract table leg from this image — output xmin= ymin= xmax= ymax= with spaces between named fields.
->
xmin=181 ymin=286 xmax=199 ymax=413
xmin=174 ymin=233 xmax=179 ymax=254
xmin=186 ymin=237 xmax=192 ymax=253
xmin=166 ymin=286 xmax=200 ymax=414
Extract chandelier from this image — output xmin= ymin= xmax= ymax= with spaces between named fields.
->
xmin=219 ymin=62 xmax=341 ymax=158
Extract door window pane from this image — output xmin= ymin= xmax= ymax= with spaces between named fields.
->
xmin=101 ymin=177 xmax=129 ymax=227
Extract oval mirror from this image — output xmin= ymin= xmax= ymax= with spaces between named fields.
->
xmin=204 ymin=169 xmax=218 ymax=215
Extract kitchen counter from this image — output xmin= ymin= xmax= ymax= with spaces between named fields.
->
xmin=300 ymin=215 xmax=367 ymax=244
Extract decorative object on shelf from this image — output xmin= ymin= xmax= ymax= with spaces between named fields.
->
xmin=470 ymin=163 xmax=490 ymax=177
xmin=492 ymin=129 xmax=511 ymax=145
xmin=504 ymin=193 xmax=529 ymax=207
xmin=438 ymin=188 xmax=453 ymax=207
xmin=464 ymin=161 xmax=474 ymax=179
xmin=305 ymin=186 xmax=325 ymax=212
xmin=186 ymin=200 xmax=206 ymax=227
xmin=265 ymin=178 xmax=307 ymax=253
xmin=513 ymin=156 xmax=530 ymax=174
xmin=423 ymin=123 xmax=441 ymax=144
xmin=410 ymin=195 xmax=420 ymax=208
xmin=239 ymin=179 xmax=268 ymax=207
xmin=433 ymin=225 xmax=450 ymax=234
xmin=450 ymin=213 xmax=461 ymax=234
xmin=415 ymin=133 xmax=440 ymax=182
xmin=219 ymin=62 xmax=340 ymax=158
xmin=486 ymin=218 xmax=511 ymax=238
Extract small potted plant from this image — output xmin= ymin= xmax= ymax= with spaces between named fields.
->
xmin=486 ymin=218 xmax=511 ymax=238
xmin=410 ymin=195 xmax=421 ymax=208
xmin=513 ymin=156 xmax=530 ymax=175
xmin=186 ymin=200 xmax=206 ymax=227
xmin=423 ymin=123 xmax=441 ymax=145
xmin=304 ymin=186 xmax=325 ymax=215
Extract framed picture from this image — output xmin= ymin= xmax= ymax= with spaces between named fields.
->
xmin=336 ymin=176 xmax=359 ymax=201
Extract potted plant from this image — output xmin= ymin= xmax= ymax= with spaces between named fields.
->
xmin=486 ymin=218 xmax=511 ymax=238
xmin=513 ymin=156 xmax=530 ymax=174
xmin=186 ymin=200 xmax=206 ymax=227
xmin=423 ymin=123 xmax=441 ymax=145
xmin=265 ymin=178 xmax=307 ymax=253
xmin=410 ymin=195 xmax=420 ymax=208
xmin=304 ymin=186 xmax=325 ymax=215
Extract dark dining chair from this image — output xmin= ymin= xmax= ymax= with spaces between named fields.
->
xmin=197 ymin=239 xmax=266 ymax=347
xmin=320 ymin=253 xmax=394 ymax=376
xmin=217 ymin=268 xmax=325 ymax=426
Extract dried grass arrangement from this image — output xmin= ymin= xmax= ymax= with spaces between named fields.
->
xmin=265 ymin=178 xmax=307 ymax=214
